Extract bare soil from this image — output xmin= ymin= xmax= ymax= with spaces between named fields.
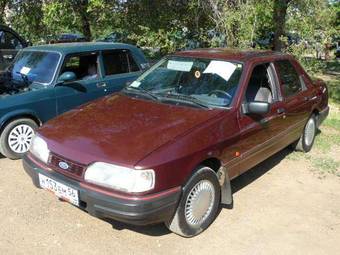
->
xmin=0 ymin=134 xmax=339 ymax=255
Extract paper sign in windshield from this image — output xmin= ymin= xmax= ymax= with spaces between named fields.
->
xmin=203 ymin=61 xmax=237 ymax=81
xmin=167 ymin=60 xmax=193 ymax=72
xmin=130 ymin=81 xmax=141 ymax=88
xmin=20 ymin=66 xmax=31 ymax=75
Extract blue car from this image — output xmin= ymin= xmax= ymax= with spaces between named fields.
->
xmin=0 ymin=42 xmax=148 ymax=159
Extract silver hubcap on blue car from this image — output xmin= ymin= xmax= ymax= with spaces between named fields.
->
xmin=8 ymin=124 xmax=34 ymax=154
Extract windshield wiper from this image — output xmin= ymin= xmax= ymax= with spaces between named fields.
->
xmin=160 ymin=93 xmax=211 ymax=109
xmin=123 ymin=86 xmax=159 ymax=101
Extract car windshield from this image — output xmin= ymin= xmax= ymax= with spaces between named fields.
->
xmin=126 ymin=56 xmax=243 ymax=108
xmin=9 ymin=50 xmax=60 ymax=85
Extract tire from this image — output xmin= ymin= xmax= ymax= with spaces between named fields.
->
xmin=0 ymin=118 xmax=38 ymax=159
xmin=293 ymin=114 xmax=317 ymax=153
xmin=166 ymin=166 xmax=221 ymax=237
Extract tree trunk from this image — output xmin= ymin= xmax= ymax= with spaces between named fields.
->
xmin=0 ymin=0 xmax=9 ymax=24
xmin=273 ymin=0 xmax=291 ymax=51
xmin=71 ymin=0 xmax=92 ymax=41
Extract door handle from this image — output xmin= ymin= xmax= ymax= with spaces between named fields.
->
xmin=96 ymin=82 xmax=107 ymax=88
xmin=304 ymin=95 xmax=317 ymax=101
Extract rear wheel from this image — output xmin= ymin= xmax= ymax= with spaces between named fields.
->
xmin=293 ymin=114 xmax=316 ymax=153
xmin=166 ymin=166 xmax=220 ymax=237
xmin=0 ymin=118 xmax=38 ymax=159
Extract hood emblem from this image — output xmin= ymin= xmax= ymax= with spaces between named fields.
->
xmin=58 ymin=161 xmax=70 ymax=170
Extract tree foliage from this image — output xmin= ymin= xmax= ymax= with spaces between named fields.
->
xmin=0 ymin=0 xmax=337 ymax=59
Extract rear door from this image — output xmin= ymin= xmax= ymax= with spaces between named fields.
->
xmin=54 ymin=52 xmax=107 ymax=114
xmin=100 ymin=49 xmax=142 ymax=94
xmin=274 ymin=59 xmax=312 ymax=139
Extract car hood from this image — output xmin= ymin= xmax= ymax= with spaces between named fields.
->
xmin=39 ymin=94 xmax=222 ymax=167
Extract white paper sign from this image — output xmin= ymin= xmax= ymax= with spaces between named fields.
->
xmin=203 ymin=61 xmax=237 ymax=81
xmin=130 ymin=81 xmax=141 ymax=88
xmin=20 ymin=66 xmax=31 ymax=75
xmin=167 ymin=60 xmax=193 ymax=72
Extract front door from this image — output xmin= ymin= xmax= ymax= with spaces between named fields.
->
xmin=236 ymin=62 xmax=287 ymax=175
xmin=54 ymin=52 xmax=106 ymax=114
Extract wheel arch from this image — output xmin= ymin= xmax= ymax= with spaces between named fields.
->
xmin=0 ymin=110 xmax=42 ymax=134
xmin=193 ymin=157 xmax=233 ymax=206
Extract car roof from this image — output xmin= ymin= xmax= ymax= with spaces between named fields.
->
xmin=174 ymin=48 xmax=287 ymax=62
xmin=25 ymin=42 xmax=139 ymax=55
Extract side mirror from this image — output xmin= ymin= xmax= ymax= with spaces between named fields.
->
xmin=57 ymin=71 xmax=76 ymax=83
xmin=242 ymin=101 xmax=270 ymax=115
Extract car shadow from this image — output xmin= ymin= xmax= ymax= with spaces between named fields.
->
xmin=103 ymin=218 xmax=171 ymax=237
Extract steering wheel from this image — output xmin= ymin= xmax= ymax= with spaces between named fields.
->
xmin=208 ymin=89 xmax=232 ymax=99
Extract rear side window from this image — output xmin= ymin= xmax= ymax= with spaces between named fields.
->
xmin=102 ymin=50 xmax=140 ymax=76
xmin=276 ymin=60 xmax=301 ymax=97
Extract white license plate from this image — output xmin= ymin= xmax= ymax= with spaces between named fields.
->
xmin=39 ymin=174 xmax=79 ymax=206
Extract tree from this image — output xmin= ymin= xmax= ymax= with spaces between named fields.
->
xmin=273 ymin=0 xmax=292 ymax=51
xmin=0 ymin=0 xmax=9 ymax=24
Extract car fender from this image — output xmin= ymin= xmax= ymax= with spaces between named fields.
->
xmin=0 ymin=109 xmax=41 ymax=132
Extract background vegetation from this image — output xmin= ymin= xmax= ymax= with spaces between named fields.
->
xmin=0 ymin=0 xmax=339 ymax=102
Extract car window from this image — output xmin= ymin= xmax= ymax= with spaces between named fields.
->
xmin=245 ymin=64 xmax=274 ymax=103
xmin=60 ymin=53 xmax=99 ymax=81
xmin=102 ymin=50 xmax=140 ymax=76
xmin=276 ymin=60 xmax=302 ymax=97
xmin=9 ymin=50 xmax=60 ymax=84
xmin=0 ymin=31 xmax=23 ymax=49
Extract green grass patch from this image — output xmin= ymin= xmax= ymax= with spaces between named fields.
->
xmin=311 ymin=157 xmax=340 ymax=177
xmin=323 ymin=118 xmax=340 ymax=130
xmin=314 ymin=133 xmax=340 ymax=152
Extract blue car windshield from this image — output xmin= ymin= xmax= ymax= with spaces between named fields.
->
xmin=127 ymin=56 xmax=243 ymax=108
xmin=10 ymin=50 xmax=60 ymax=85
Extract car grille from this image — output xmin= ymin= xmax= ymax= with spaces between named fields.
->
xmin=49 ymin=153 xmax=86 ymax=179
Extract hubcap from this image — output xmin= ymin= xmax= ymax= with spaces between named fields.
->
xmin=185 ymin=180 xmax=215 ymax=226
xmin=304 ymin=118 xmax=315 ymax=146
xmin=8 ymin=124 xmax=35 ymax=154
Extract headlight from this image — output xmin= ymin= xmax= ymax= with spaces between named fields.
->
xmin=84 ymin=162 xmax=155 ymax=193
xmin=29 ymin=135 xmax=50 ymax=163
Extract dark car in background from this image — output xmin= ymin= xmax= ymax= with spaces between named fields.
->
xmin=253 ymin=32 xmax=301 ymax=49
xmin=23 ymin=49 xmax=328 ymax=237
xmin=48 ymin=33 xmax=87 ymax=44
xmin=0 ymin=42 xmax=148 ymax=159
xmin=0 ymin=25 xmax=28 ymax=70
xmin=97 ymin=32 xmax=129 ymax=43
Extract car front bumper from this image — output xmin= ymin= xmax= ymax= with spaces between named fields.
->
xmin=23 ymin=155 xmax=181 ymax=226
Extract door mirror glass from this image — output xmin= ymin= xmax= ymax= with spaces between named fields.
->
xmin=58 ymin=71 xmax=76 ymax=83
xmin=243 ymin=101 xmax=270 ymax=115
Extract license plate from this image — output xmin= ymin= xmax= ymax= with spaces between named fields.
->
xmin=39 ymin=174 xmax=79 ymax=206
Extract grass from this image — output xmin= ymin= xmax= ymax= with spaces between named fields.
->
xmin=286 ymin=104 xmax=340 ymax=178
xmin=311 ymin=157 xmax=340 ymax=177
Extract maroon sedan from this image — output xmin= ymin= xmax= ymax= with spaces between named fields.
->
xmin=23 ymin=49 xmax=329 ymax=237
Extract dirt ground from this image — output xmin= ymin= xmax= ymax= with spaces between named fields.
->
xmin=0 ymin=133 xmax=339 ymax=254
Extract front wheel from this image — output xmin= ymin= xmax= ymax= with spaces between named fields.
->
xmin=166 ymin=166 xmax=220 ymax=237
xmin=293 ymin=114 xmax=317 ymax=153
xmin=0 ymin=118 xmax=38 ymax=159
